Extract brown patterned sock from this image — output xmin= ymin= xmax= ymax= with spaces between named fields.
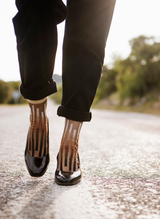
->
xmin=27 ymin=98 xmax=49 ymax=157
xmin=57 ymin=119 xmax=83 ymax=172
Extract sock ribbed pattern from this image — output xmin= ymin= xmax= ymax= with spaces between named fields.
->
xmin=27 ymin=99 xmax=49 ymax=157
xmin=57 ymin=119 xmax=83 ymax=172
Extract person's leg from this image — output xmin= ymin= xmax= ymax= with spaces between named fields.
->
xmin=13 ymin=0 xmax=68 ymax=176
xmin=13 ymin=0 xmax=61 ymax=100
xmin=25 ymin=98 xmax=50 ymax=177
xmin=56 ymin=0 xmax=116 ymax=185
xmin=58 ymin=0 xmax=117 ymax=121
xmin=55 ymin=119 xmax=83 ymax=185
xmin=27 ymin=98 xmax=48 ymax=158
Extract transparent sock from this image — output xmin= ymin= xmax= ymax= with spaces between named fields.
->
xmin=57 ymin=119 xmax=83 ymax=172
xmin=27 ymin=99 xmax=49 ymax=157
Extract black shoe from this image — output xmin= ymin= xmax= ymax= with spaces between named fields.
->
xmin=25 ymin=118 xmax=50 ymax=177
xmin=25 ymin=149 xmax=50 ymax=177
xmin=55 ymin=153 xmax=82 ymax=185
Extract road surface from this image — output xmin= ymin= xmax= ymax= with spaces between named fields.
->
xmin=0 ymin=101 xmax=160 ymax=219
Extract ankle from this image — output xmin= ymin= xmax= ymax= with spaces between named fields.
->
xmin=60 ymin=119 xmax=83 ymax=151
xmin=28 ymin=98 xmax=48 ymax=128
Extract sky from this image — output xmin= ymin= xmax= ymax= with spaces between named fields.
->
xmin=0 ymin=0 xmax=160 ymax=81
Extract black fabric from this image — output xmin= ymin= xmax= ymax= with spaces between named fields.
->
xmin=13 ymin=0 xmax=116 ymax=121
xmin=57 ymin=105 xmax=92 ymax=122
xmin=15 ymin=0 xmax=68 ymax=24
xmin=13 ymin=0 xmax=68 ymax=100
xmin=58 ymin=0 xmax=116 ymax=121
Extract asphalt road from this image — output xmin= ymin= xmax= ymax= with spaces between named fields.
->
xmin=0 ymin=101 xmax=160 ymax=219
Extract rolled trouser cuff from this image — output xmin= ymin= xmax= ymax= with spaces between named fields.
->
xmin=20 ymin=80 xmax=57 ymax=100
xmin=57 ymin=106 xmax=92 ymax=122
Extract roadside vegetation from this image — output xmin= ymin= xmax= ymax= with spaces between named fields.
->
xmin=0 ymin=81 xmax=27 ymax=104
xmin=93 ymin=35 xmax=160 ymax=115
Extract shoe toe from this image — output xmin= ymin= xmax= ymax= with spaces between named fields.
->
xmin=55 ymin=169 xmax=82 ymax=185
xmin=25 ymin=149 xmax=50 ymax=177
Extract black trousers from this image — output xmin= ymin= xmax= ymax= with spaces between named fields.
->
xmin=13 ymin=0 xmax=116 ymax=122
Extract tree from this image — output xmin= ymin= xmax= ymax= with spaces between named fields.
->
xmin=0 ymin=80 xmax=11 ymax=103
xmin=94 ymin=66 xmax=117 ymax=103
xmin=114 ymin=35 xmax=160 ymax=101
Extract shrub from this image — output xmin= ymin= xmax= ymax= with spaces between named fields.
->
xmin=0 ymin=80 xmax=12 ymax=103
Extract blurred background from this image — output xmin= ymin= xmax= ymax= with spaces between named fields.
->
xmin=0 ymin=0 xmax=160 ymax=115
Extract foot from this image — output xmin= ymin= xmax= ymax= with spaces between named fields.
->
xmin=25 ymin=98 xmax=50 ymax=177
xmin=55 ymin=119 xmax=83 ymax=185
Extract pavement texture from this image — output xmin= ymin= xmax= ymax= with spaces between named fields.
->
xmin=1 ymin=101 xmax=160 ymax=219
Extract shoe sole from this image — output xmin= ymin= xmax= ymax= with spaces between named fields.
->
xmin=55 ymin=177 xmax=81 ymax=186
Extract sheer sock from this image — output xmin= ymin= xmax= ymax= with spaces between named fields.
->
xmin=27 ymin=98 xmax=49 ymax=157
xmin=57 ymin=119 xmax=83 ymax=172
